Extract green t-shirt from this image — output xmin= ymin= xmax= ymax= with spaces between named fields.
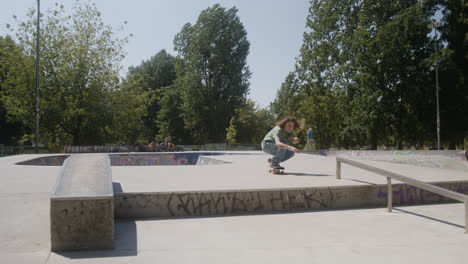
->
xmin=262 ymin=126 xmax=291 ymax=143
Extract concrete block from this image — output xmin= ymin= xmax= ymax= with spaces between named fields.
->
xmin=50 ymin=199 xmax=114 ymax=251
xmin=50 ymin=154 xmax=114 ymax=251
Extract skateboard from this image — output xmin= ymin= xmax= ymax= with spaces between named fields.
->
xmin=268 ymin=168 xmax=284 ymax=174
xmin=267 ymin=158 xmax=284 ymax=174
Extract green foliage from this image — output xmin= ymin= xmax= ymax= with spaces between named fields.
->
xmin=0 ymin=35 xmax=26 ymax=144
xmin=127 ymin=49 xmax=176 ymax=141
xmin=156 ymin=83 xmax=189 ymax=144
xmin=272 ymin=0 xmax=452 ymax=149
xmin=350 ymin=1 xmax=435 ymax=148
xmin=436 ymin=0 xmax=468 ymax=149
xmin=296 ymin=91 xmax=345 ymax=149
xmin=3 ymin=1 xmax=464 ymax=148
xmin=0 ymin=34 xmax=35 ymax=131
xmin=2 ymin=2 xmax=130 ymax=146
xmin=108 ymin=75 xmax=148 ymax=144
xmin=270 ymin=72 xmax=301 ymax=118
xmin=226 ymin=116 xmax=237 ymax=144
xmin=227 ymin=100 xmax=276 ymax=144
xmin=173 ymin=4 xmax=251 ymax=144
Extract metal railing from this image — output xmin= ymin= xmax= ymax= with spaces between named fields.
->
xmin=336 ymin=156 xmax=468 ymax=234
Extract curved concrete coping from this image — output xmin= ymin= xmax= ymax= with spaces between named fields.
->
xmin=51 ymin=154 xmax=113 ymax=199
xmin=196 ymin=156 xmax=231 ymax=165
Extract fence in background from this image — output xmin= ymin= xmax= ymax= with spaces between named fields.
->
xmin=0 ymin=144 xmax=60 ymax=157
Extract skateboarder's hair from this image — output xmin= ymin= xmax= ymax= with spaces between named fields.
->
xmin=276 ymin=117 xmax=304 ymax=132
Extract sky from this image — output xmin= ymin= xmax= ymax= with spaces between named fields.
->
xmin=0 ymin=0 xmax=310 ymax=108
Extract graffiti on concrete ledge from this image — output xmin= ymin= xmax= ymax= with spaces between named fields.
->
xmin=115 ymin=188 xmax=352 ymax=217
xmin=114 ymin=181 xmax=468 ymax=218
xmin=377 ymin=182 xmax=468 ymax=204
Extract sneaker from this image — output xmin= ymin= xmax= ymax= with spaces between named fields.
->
xmin=270 ymin=163 xmax=284 ymax=170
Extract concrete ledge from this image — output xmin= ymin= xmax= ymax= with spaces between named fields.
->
xmin=114 ymin=181 xmax=468 ymax=218
xmin=50 ymin=154 xmax=114 ymax=251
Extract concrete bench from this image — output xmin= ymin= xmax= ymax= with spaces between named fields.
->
xmin=50 ymin=154 xmax=114 ymax=251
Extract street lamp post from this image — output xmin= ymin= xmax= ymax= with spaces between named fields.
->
xmin=34 ymin=0 xmax=40 ymax=154
xmin=428 ymin=22 xmax=442 ymax=150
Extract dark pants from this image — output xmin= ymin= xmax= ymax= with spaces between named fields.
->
xmin=261 ymin=140 xmax=295 ymax=165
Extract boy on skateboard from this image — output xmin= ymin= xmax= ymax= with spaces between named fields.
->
xmin=261 ymin=116 xmax=304 ymax=172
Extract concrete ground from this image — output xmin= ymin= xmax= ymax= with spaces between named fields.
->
xmin=111 ymin=153 xmax=468 ymax=192
xmin=46 ymin=203 xmax=467 ymax=264
xmin=1 ymin=152 xmax=467 ymax=264
xmin=0 ymin=154 xmax=61 ymax=264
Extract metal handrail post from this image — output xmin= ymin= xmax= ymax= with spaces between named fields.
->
xmin=387 ymin=177 xmax=392 ymax=212
xmin=465 ymin=201 xmax=468 ymax=234
xmin=336 ymin=160 xmax=341 ymax=179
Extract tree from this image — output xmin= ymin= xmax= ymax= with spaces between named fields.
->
xmin=127 ymin=49 xmax=176 ymax=141
xmin=156 ymin=82 xmax=190 ymax=144
xmin=270 ymin=72 xmax=301 ymax=118
xmin=173 ymin=4 xmax=251 ymax=143
xmin=107 ymin=75 xmax=148 ymax=144
xmin=227 ymin=100 xmax=276 ymax=144
xmin=226 ymin=116 xmax=237 ymax=144
xmin=293 ymin=0 xmax=362 ymax=148
xmin=3 ymin=2 xmax=129 ymax=146
xmin=0 ymin=35 xmax=26 ymax=144
xmin=437 ymin=0 xmax=467 ymax=149
xmin=274 ymin=0 xmax=437 ymax=149
xmin=350 ymin=1 xmax=435 ymax=148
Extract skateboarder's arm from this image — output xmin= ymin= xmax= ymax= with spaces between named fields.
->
xmin=275 ymin=137 xmax=300 ymax=152
xmin=290 ymin=136 xmax=300 ymax=145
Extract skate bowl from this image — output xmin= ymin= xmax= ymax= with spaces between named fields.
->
xmin=16 ymin=154 xmax=70 ymax=166
xmin=16 ymin=150 xmax=467 ymax=168
xmin=109 ymin=153 xmax=232 ymax=166
xmin=15 ymin=152 xmax=247 ymax=166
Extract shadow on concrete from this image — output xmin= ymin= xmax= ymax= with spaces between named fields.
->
xmin=133 ymin=204 xmax=465 ymax=230
xmin=135 ymin=207 xmax=385 ymax=222
xmin=113 ymin=182 xmax=123 ymax=193
xmin=343 ymin=179 xmax=378 ymax=185
xmin=394 ymin=207 xmax=465 ymax=229
xmin=54 ymin=220 xmax=138 ymax=259
xmin=283 ymin=172 xmax=332 ymax=177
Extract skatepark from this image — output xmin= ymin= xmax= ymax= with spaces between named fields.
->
xmin=1 ymin=150 xmax=468 ymax=263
